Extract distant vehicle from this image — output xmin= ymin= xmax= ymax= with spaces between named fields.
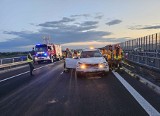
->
xmin=34 ymin=44 xmax=62 ymax=64
xmin=64 ymin=48 xmax=109 ymax=77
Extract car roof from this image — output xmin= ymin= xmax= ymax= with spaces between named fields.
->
xmin=82 ymin=48 xmax=99 ymax=52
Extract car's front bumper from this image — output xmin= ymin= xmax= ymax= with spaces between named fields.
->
xmin=76 ymin=67 xmax=109 ymax=73
xmin=34 ymin=56 xmax=50 ymax=61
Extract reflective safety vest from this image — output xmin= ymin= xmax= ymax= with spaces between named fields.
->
xmin=27 ymin=55 xmax=33 ymax=62
xmin=101 ymin=49 xmax=108 ymax=56
xmin=107 ymin=50 xmax=113 ymax=60
xmin=113 ymin=49 xmax=123 ymax=60
xmin=73 ymin=53 xmax=77 ymax=57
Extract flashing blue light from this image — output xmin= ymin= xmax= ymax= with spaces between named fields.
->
xmin=44 ymin=53 xmax=47 ymax=56
xmin=36 ymin=44 xmax=41 ymax=45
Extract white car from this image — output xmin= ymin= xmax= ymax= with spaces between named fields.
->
xmin=64 ymin=48 xmax=109 ymax=77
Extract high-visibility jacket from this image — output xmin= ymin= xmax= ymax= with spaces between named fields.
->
xmin=107 ymin=50 xmax=113 ymax=60
xmin=113 ymin=49 xmax=123 ymax=60
xmin=27 ymin=55 xmax=33 ymax=62
xmin=101 ymin=49 xmax=108 ymax=56
xmin=73 ymin=53 xmax=77 ymax=58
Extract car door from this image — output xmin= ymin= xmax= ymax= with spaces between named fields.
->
xmin=65 ymin=57 xmax=79 ymax=69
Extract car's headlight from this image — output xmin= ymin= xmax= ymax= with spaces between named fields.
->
xmin=80 ymin=64 xmax=86 ymax=69
xmin=77 ymin=62 xmax=86 ymax=69
xmin=98 ymin=63 xmax=105 ymax=68
xmin=99 ymin=63 xmax=108 ymax=68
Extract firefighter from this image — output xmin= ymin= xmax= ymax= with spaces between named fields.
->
xmin=31 ymin=47 xmax=36 ymax=63
xmin=66 ymin=48 xmax=72 ymax=58
xmin=101 ymin=48 xmax=108 ymax=61
xmin=27 ymin=53 xmax=35 ymax=76
xmin=107 ymin=45 xmax=114 ymax=70
xmin=113 ymin=44 xmax=123 ymax=71
xmin=64 ymin=48 xmax=72 ymax=72
xmin=73 ymin=50 xmax=78 ymax=58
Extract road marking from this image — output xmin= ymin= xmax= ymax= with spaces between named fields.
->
xmin=0 ymin=71 xmax=30 ymax=83
xmin=60 ymin=72 xmax=63 ymax=75
xmin=48 ymin=99 xmax=58 ymax=104
xmin=112 ymin=71 xmax=160 ymax=116
xmin=0 ymin=62 xmax=58 ymax=83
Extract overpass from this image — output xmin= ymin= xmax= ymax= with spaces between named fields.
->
xmin=0 ymin=33 xmax=160 ymax=116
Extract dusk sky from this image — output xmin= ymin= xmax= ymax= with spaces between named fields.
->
xmin=0 ymin=0 xmax=160 ymax=52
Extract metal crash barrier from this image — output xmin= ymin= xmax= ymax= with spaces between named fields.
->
xmin=0 ymin=56 xmax=27 ymax=69
xmin=117 ymin=32 xmax=160 ymax=71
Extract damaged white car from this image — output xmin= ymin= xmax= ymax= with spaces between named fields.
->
xmin=64 ymin=48 xmax=109 ymax=77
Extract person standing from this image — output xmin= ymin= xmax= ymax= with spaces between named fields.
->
xmin=73 ymin=50 xmax=78 ymax=58
xmin=27 ymin=53 xmax=35 ymax=76
xmin=113 ymin=44 xmax=123 ymax=71
xmin=31 ymin=47 xmax=36 ymax=63
xmin=101 ymin=48 xmax=108 ymax=61
xmin=107 ymin=45 xmax=114 ymax=70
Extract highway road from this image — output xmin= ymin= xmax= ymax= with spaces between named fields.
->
xmin=0 ymin=61 xmax=160 ymax=116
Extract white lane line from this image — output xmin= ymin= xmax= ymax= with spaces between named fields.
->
xmin=60 ymin=72 xmax=63 ymax=75
xmin=0 ymin=71 xmax=30 ymax=83
xmin=0 ymin=62 xmax=57 ymax=83
xmin=112 ymin=71 xmax=160 ymax=116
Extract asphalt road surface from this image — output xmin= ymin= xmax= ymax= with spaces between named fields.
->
xmin=0 ymin=61 xmax=160 ymax=116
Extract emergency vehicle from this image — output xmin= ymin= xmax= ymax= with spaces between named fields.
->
xmin=34 ymin=44 xmax=62 ymax=64
xmin=64 ymin=48 xmax=109 ymax=77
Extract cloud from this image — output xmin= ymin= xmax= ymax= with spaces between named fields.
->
xmin=1 ymin=18 xmax=112 ymax=51
xmin=38 ymin=17 xmax=75 ymax=27
xmin=80 ymin=21 xmax=98 ymax=26
xmin=106 ymin=19 xmax=122 ymax=26
xmin=39 ymin=20 xmax=99 ymax=32
xmin=70 ymin=14 xmax=91 ymax=18
xmin=129 ymin=25 xmax=160 ymax=30
xmin=94 ymin=15 xmax=103 ymax=19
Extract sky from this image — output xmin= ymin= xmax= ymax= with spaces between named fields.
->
xmin=0 ymin=0 xmax=160 ymax=52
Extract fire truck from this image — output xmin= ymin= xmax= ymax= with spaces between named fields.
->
xmin=34 ymin=44 xmax=62 ymax=63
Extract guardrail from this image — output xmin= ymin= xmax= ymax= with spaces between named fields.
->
xmin=125 ymin=51 xmax=160 ymax=71
xmin=0 ymin=56 xmax=27 ymax=69
xmin=115 ymin=32 xmax=160 ymax=71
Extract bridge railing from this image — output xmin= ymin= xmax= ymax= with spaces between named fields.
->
xmin=0 ymin=56 xmax=27 ymax=69
xmin=118 ymin=32 xmax=160 ymax=70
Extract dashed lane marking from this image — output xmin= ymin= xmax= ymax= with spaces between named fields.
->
xmin=0 ymin=61 xmax=60 ymax=83
xmin=112 ymin=71 xmax=160 ymax=116
xmin=60 ymin=72 xmax=63 ymax=75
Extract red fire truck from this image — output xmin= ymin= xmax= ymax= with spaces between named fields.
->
xmin=34 ymin=44 xmax=62 ymax=64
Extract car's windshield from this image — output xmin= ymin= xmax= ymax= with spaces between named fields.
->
xmin=80 ymin=50 xmax=102 ymax=58
xmin=35 ymin=45 xmax=47 ymax=52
